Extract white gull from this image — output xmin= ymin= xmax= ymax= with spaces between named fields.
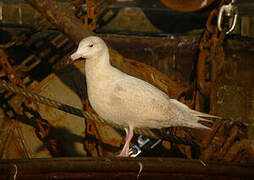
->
xmin=71 ymin=36 xmax=219 ymax=157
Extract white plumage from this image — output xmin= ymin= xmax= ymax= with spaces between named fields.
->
xmin=71 ymin=36 xmax=219 ymax=156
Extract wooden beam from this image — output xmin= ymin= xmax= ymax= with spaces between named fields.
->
xmin=25 ymin=0 xmax=92 ymax=44
xmin=0 ymin=157 xmax=253 ymax=179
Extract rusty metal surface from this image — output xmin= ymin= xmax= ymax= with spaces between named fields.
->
xmin=104 ymin=35 xmax=199 ymax=84
xmin=34 ymin=65 xmax=89 ymax=157
xmin=0 ymin=117 xmax=33 ymax=159
xmin=189 ymin=0 xmax=254 ymax=162
xmin=0 ymin=49 xmax=40 ymax=158
xmin=71 ymin=0 xmax=114 ymax=31
xmin=2 ymin=35 xmax=88 ymax=157
xmin=160 ymin=0 xmax=218 ymax=12
xmin=195 ymin=4 xmax=226 ymax=113
xmin=0 ymin=157 xmax=254 ymax=179
xmin=0 ymin=27 xmax=84 ymax=158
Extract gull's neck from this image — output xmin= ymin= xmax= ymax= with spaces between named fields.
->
xmin=85 ymin=48 xmax=116 ymax=84
xmin=86 ymin=48 xmax=110 ymax=68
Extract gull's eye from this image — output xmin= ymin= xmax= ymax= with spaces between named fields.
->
xmin=88 ymin=44 xmax=94 ymax=47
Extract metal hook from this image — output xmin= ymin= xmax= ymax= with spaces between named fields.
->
xmin=217 ymin=1 xmax=238 ymax=34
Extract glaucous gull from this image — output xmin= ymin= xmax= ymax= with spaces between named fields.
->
xmin=71 ymin=36 xmax=219 ymax=157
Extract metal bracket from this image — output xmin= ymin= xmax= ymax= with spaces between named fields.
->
xmin=129 ymin=135 xmax=162 ymax=157
xmin=129 ymin=136 xmax=150 ymax=157
xmin=217 ymin=0 xmax=238 ymax=34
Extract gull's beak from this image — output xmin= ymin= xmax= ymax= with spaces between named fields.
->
xmin=70 ymin=52 xmax=82 ymax=61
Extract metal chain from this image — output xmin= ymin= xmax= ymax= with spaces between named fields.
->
xmin=196 ymin=0 xmax=227 ymax=113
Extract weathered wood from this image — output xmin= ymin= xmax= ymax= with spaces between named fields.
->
xmin=25 ymin=0 xmax=92 ymax=44
xmin=0 ymin=157 xmax=253 ymax=179
xmin=24 ymin=0 xmax=187 ymax=98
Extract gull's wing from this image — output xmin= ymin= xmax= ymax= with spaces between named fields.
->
xmin=110 ymin=76 xmax=214 ymax=129
xmin=109 ymin=76 xmax=177 ymax=128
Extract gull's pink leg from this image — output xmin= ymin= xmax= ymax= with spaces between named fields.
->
xmin=118 ymin=126 xmax=133 ymax=157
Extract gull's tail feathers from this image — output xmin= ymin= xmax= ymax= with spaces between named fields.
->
xmin=190 ymin=110 xmax=222 ymax=120
xmin=169 ymin=99 xmax=221 ymax=130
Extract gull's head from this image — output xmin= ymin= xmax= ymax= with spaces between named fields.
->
xmin=71 ymin=36 xmax=107 ymax=61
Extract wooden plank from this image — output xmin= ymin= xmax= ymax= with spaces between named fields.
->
xmin=0 ymin=157 xmax=253 ymax=179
